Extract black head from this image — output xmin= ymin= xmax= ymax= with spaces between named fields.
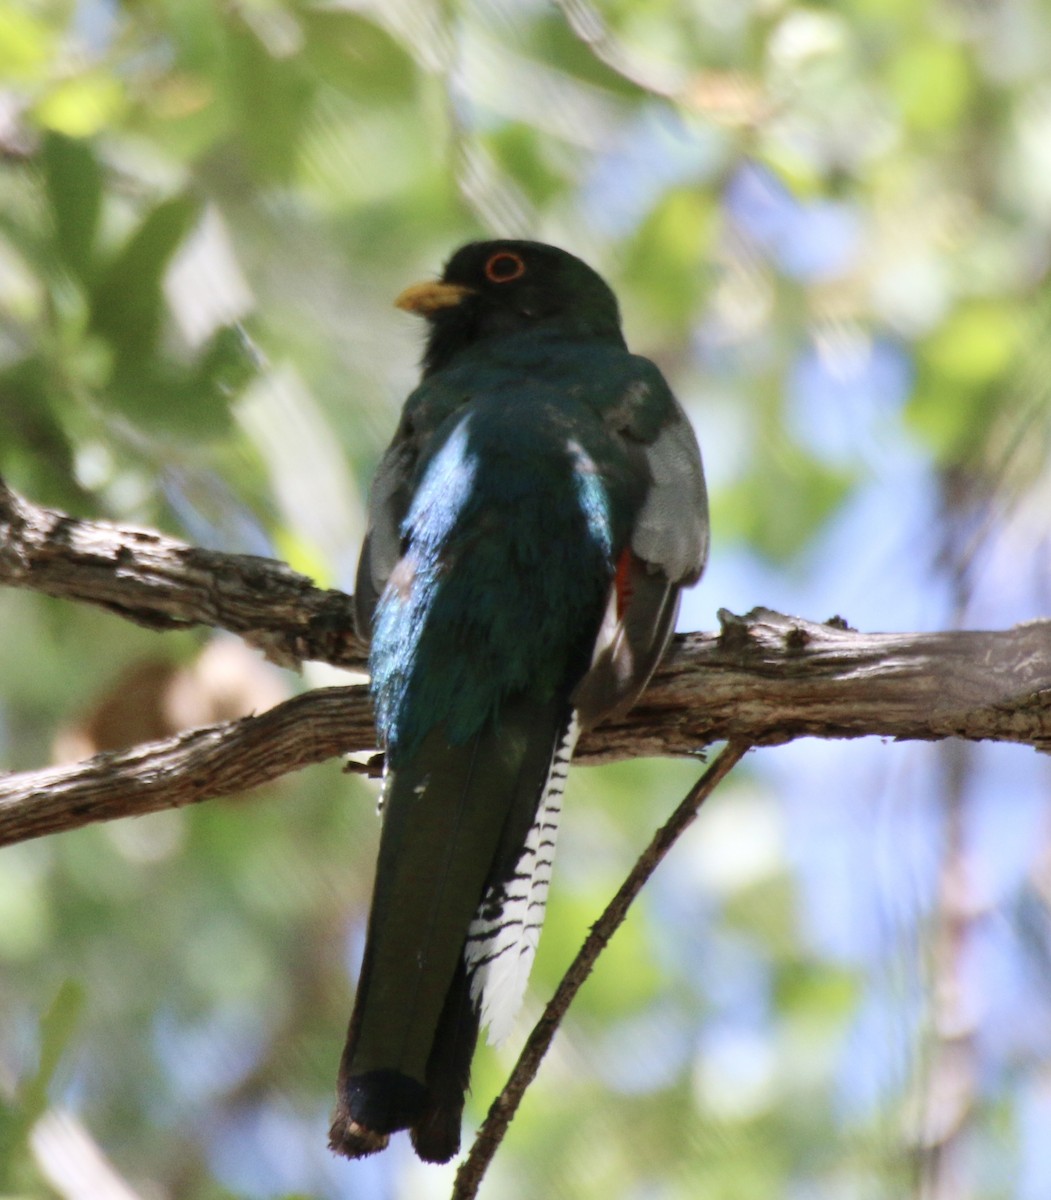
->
xmin=396 ymin=240 xmax=625 ymax=376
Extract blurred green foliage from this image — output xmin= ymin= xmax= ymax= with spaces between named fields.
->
xmin=1 ymin=1 xmax=1050 ymax=1198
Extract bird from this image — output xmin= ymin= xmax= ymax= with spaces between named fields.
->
xmin=329 ymin=239 xmax=708 ymax=1164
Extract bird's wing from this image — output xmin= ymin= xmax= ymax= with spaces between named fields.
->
xmin=353 ymin=434 xmax=413 ymax=642
xmin=353 ymin=378 xmax=470 ymax=640
xmin=630 ymin=387 xmax=710 ymax=585
xmin=573 ymin=366 xmax=708 ymax=728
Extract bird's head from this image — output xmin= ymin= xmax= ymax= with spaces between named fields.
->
xmin=395 ymin=240 xmax=625 ymax=376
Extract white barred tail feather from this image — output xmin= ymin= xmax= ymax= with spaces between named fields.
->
xmin=464 ymin=712 xmax=581 ymax=1044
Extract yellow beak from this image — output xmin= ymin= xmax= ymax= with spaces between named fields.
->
xmin=394 ymin=280 xmax=474 ymax=316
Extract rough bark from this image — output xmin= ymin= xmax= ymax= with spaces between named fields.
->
xmin=0 ymin=478 xmax=364 ymax=670
xmin=1 ymin=477 xmax=1049 ymax=849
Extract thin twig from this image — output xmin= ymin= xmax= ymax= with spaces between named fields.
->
xmin=451 ymin=739 xmax=750 ymax=1200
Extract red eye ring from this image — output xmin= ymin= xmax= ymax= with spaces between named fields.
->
xmin=484 ymin=251 xmax=527 ymax=283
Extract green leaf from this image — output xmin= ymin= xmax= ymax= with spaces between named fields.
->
xmin=486 ymin=123 xmax=569 ymax=207
xmin=42 ymin=132 xmax=102 ymax=284
xmin=0 ymin=5 xmax=55 ymax=81
xmin=622 ymin=188 xmax=716 ymax=330
xmin=299 ymin=10 xmax=415 ymax=102
xmin=0 ymin=980 xmax=84 ymax=1183
xmin=27 ymin=980 xmax=85 ymax=1114
xmin=226 ymin=20 xmax=314 ymax=182
xmin=889 ymin=39 xmax=972 ymax=133
xmin=923 ymin=302 xmax=1020 ymax=385
xmin=107 ymin=325 xmax=258 ymax=439
xmin=774 ymin=961 xmax=857 ymax=1024
xmin=193 ymin=323 xmax=260 ymax=399
xmin=34 ymin=70 xmax=126 ymax=137
xmin=523 ymin=9 xmax=656 ymax=98
xmin=89 ymin=192 xmax=202 ymax=372
xmin=906 ymin=303 xmax=1022 ymax=459
xmin=716 ymin=444 xmax=855 ymax=561
xmin=0 ymin=357 xmax=82 ymax=508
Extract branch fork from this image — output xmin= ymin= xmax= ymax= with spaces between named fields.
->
xmin=1 ymin=476 xmax=1049 ymax=847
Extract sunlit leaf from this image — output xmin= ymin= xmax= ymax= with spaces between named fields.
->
xmin=0 ymin=6 xmax=54 ymax=80
xmin=34 ymin=72 xmax=126 ymax=137
xmin=924 ymin=302 xmax=1021 ymax=386
xmin=622 ymin=187 xmax=715 ymax=328
xmin=888 ymin=39 xmax=971 ymax=133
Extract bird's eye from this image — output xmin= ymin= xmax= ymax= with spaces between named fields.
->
xmin=484 ymin=251 xmax=527 ymax=283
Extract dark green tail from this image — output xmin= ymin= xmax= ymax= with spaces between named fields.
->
xmin=330 ymin=696 xmax=568 ymax=1162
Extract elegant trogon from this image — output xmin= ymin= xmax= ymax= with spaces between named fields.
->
xmin=329 ymin=240 xmax=709 ymax=1163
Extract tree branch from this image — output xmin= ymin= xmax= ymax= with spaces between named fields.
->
xmin=1 ymin=478 xmax=1049 ymax=848
xmin=0 ymin=687 xmax=375 ymax=846
xmin=0 ymin=609 xmax=1047 ymax=847
xmin=0 ymin=478 xmax=364 ymax=670
xmin=618 ymin=609 xmax=1051 ymax=761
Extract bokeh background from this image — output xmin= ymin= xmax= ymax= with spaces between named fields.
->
xmin=2 ymin=1 xmax=1051 ymax=1197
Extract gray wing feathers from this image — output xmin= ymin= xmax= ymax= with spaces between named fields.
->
xmin=573 ymin=384 xmax=707 ymax=729
xmin=631 ymin=398 xmax=709 ymax=585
